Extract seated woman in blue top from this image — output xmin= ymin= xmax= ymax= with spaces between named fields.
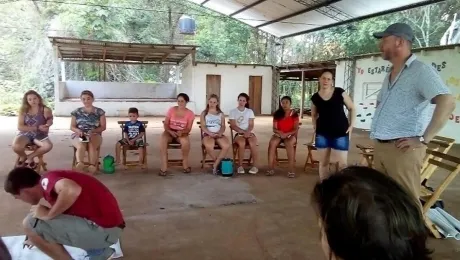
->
xmin=200 ymin=94 xmax=231 ymax=175
xmin=70 ymin=90 xmax=106 ymax=174
xmin=312 ymin=166 xmax=431 ymax=260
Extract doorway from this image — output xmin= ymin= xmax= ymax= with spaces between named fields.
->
xmin=249 ymin=76 xmax=262 ymax=115
xmin=206 ymin=75 xmax=221 ymax=102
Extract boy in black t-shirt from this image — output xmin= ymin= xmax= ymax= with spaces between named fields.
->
xmin=115 ymin=107 xmax=146 ymax=166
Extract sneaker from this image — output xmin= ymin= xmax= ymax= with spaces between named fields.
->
xmin=237 ymin=166 xmax=245 ymax=174
xmin=248 ymin=167 xmax=258 ymax=174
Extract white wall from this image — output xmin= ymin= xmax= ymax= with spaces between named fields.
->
xmin=345 ymin=45 xmax=460 ymax=142
xmin=63 ymin=81 xmax=177 ymax=99
xmin=188 ymin=63 xmax=273 ymax=115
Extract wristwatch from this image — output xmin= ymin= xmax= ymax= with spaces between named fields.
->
xmin=419 ymin=136 xmax=428 ymax=146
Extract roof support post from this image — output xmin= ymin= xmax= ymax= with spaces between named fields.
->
xmin=53 ymin=46 xmax=60 ymax=103
xmin=300 ymin=71 xmax=305 ymax=119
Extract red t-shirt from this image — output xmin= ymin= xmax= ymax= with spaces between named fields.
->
xmin=274 ymin=110 xmax=299 ymax=133
xmin=40 ymin=170 xmax=124 ymax=228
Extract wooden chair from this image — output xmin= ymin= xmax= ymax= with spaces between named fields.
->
xmin=356 ymin=144 xmax=374 ymax=167
xmin=71 ymin=146 xmax=101 ymax=172
xmin=197 ymin=122 xmax=222 ymax=168
xmin=229 ymin=121 xmax=253 ymax=166
xmin=162 ymin=121 xmax=183 ymax=166
xmin=117 ymin=120 xmax=149 ymax=169
xmin=303 ymin=132 xmax=340 ymax=172
xmin=420 ymin=149 xmax=460 ymax=238
xmin=275 ymin=123 xmax=302 ymax=164
xmin=15 ymin=145 xmax=48 ymax=173
xmin=421 ymin=136 xmax=455 ymax=184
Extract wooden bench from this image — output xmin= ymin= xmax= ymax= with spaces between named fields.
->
xmin=162 ymin=120 xmax=184 ymax=166
xmin=117 ymin=120 xmax=149 ymax=169
xmin=15 ymin=145 xmax=48 ymax=173
xmin=71 ymin=146 xmax=101 ymax=172
xmin=275 ymin=122 xmax=302 ymax=164
xmin=229 ymin=121 xmax=254 ymax=166
xmin=197 ymin=121 xmax=222 ymax=168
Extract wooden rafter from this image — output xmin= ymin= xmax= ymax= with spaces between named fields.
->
xmin=230 ymin=0 xmax=267 ymax=17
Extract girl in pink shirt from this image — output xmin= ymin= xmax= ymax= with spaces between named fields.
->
xmin=160 ymin=93 xmax=195 ymax=176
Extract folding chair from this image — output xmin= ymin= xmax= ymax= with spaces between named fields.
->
xmin=420 ymin=149 xmax=460 ymax=238
xmin=71 ymin=146 xmax=101 ymax=172
xmin=197 ymin=121 xmax=222 ymax=168
xmin=162 ymin=121 xmax=183 ymax=166
xmin=275 ymin=123 xmax=302 ymax=164
xmin=421 ymin=136 xmax=455 ymax=184
xmin=229 ymin=121 xmax=253 ymax=166
xmin=118 ymin=120 xmax=149 ymax=169
xmin=15 ymin=145 xmax=48 ymax=173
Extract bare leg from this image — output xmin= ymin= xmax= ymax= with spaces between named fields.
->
xmin=235 ymin=136 xmax=246 ymax=166
xmin=27 ymin=139 xmax=53 ymax=163
xmin=248 ymin=136 xmax=259 ymax=167
xmin=12 ymin=135 xmax=30 ymax=165
xmin=331 ymin=149 xmax=348 ymax=170
xmin=88 ymin=135 xmax=102 ymax=164
xmin=268 ymin=136 xmax=281 ymax=169
xmin=115 ymin=142 xmax=122 ymax=164
xmin=71 ymin=138 xmax=87 ymax=170
xmin=203 ymin=136 xmax=217 ymax=164
xmin=23 ymin=219 xmax=72 ymax=260
xmin=284 ymin=137 xmax=296 ymax=173
xmin=138 ymin=147 xmax=144 ymax=167
xmin=317 ymin=148 xmax=332 ymax=180
xmin=178 ymin=136 xmax=191 ymax=169
xmin=214 ymin=136 xmax=231 ymax=169
xmin=159 ymin=131 xmax=172 ymax=172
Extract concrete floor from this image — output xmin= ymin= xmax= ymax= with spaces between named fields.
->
xmin=0 ymin=116 xmax=459 ymax=260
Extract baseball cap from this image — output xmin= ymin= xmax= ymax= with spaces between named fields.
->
xmin=373 ymin=23 xmax=414 ymax=42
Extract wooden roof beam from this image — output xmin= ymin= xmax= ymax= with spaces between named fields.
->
xmin=160 ymin=53 xmax=170 ymax=63
xmin=55 ymin=43 xmax=194 ymax=54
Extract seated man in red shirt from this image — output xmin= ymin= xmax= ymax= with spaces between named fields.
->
xmin=4 ymin=167 xmax=125 ymax=260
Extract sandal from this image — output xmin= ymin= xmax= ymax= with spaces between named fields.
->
xmin=28 ymin=161 xmax=37 ymax=170
xmin=159 ymin=170 xmax=167 ymax=177
xmin=266 ymin=170 xmax=275 ymax=176
xmin=88 ymin=164 xmax=97 ymax=174
xmin=75 ymin=162 xmax=85 ymax=171
xmin=183 ymin=167 xmax=192 ymax=174
xmin=287 ymin=172 xmax=296 ymax=178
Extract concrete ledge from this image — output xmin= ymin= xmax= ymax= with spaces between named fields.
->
xmin=62 ymin=98 xmax=176 ymax=102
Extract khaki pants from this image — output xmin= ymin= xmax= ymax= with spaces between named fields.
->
xmin=373 ymin=141 xmax=426 ymax=205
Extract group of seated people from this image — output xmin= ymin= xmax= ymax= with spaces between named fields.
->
xmin=12 ymin=90 xmax=302 ymax=177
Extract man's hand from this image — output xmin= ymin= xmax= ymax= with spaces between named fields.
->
xmin=30 ymin=205 xmax=50 ymax=221
xmin=395 ymin=137 xmax=424 ymax=152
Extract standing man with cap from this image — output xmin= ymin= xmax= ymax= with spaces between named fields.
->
xmin=4 ymin=167 xmax=125 ymax=260
xmin=370 ymin=23 xmax=455 ymax=203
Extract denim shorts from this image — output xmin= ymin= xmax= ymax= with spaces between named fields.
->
xmin=315 ymin=134 xmax=349 ymax=151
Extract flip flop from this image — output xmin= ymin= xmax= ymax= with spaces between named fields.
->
xmin=287 ymin=172 xmax=296 ymax=178
xmin=183 ymin=167 xmax=191 ymax=174
xmin=159 ymin=170 xmax=167 ymax=177
xmin=27 ymin=161 xmax=37 ymax=170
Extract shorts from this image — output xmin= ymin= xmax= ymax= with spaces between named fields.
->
xmin=315 ymin=134 xmax=349 ymax=151
xmin=233 ymin=132 xmax=255 ymax=140
xmin=18 ymin=133 xmax=48 ymax=144
xmin=24 ymin=214 xmax=123 ymax=255
xmin=118 ymin=138 xmax=144 ymax=147
xmin=203 ymin=132 xmax=224 ymax=138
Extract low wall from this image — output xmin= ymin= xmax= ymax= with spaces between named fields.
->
xmin=61 ymin=81 xmax=177 ymax=99
xmin=54 ymin=99 xmax=197 ymax=117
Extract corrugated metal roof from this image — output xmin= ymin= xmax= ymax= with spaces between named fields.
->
xmin=188 ymin=0 xmax=446 ymax=38
xmin=49 ymin=37 xmax=198 ymax=64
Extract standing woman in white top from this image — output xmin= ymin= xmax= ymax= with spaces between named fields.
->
xmin=200 ymin=94 xmax=231 ymax=174
xmin=229 ymin=93 xmax=259 ymax=174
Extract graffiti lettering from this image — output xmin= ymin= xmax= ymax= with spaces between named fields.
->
xmin=367 ymin=65 xmax=391 ymax=75
xmin=356 ymin=67 xmax=364 ymax=75
xmin=431 ymin=61 xmax=447 ymax=72
xmin=446 ymin=77 xmax=460 ymax=88
xmin=449 ymin=114 xmax=460 ymax=124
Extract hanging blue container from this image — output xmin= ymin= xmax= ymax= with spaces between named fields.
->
xmin=178 ymin=15 xmax=196 ymax=35
xmin=220 ymin=158 xmax=234 ymax=177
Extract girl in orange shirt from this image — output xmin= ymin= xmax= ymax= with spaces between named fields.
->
xmin=267 ymin=96 xmax=300 ymax=178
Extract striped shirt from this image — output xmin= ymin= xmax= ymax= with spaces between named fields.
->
xmin=370 ymin=54 xmax=450 ymax=140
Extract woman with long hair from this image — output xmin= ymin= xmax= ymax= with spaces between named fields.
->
xmin=200 ymin=94 xmax=231 ymax=174
xmin=229 ymin=93 xmax=259 ymax=175
xmin=312 ymin=166 xmax=432 ymax=260
xmin=311 ymin=70 xmax=355 ymax=180
xmin=13 ymin=90 xmax=53 ymax=168
xmin=267 ymin=96 xmax=299 ymax=178
xmin=70 ymin=90 xmax=106 ymax=174
xmin=159 ymin=93 xmax=195 ymax=176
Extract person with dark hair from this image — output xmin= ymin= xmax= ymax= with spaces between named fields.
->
xmin=4 ymin=167 xmax=125 ymax=260
xmin=311 ymin=70 xmax=355 ymax=180
xmin=0 ymin=238 xmax=11 ymax=260
xmin=13 ymin=90 xmax=53 ymax=168
xmin=160 ymin=93 xmax=195 ymax=176
xmin=70 ymin=90 xmax=106 ymax=174
xmin=200 ymin=94 xmax=231 ymax=174
xmin=312 ymin=166 xmax=432 ymax=260
xmin=115 ymin=107 xmax=146 ymax=167
xmin=229 ymin=93 xmax=259 ymax=174
xmin=370 ymin=23 xmax=454 ymax=204
xmin=267 ymin=96 xmax=299 ymax=178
